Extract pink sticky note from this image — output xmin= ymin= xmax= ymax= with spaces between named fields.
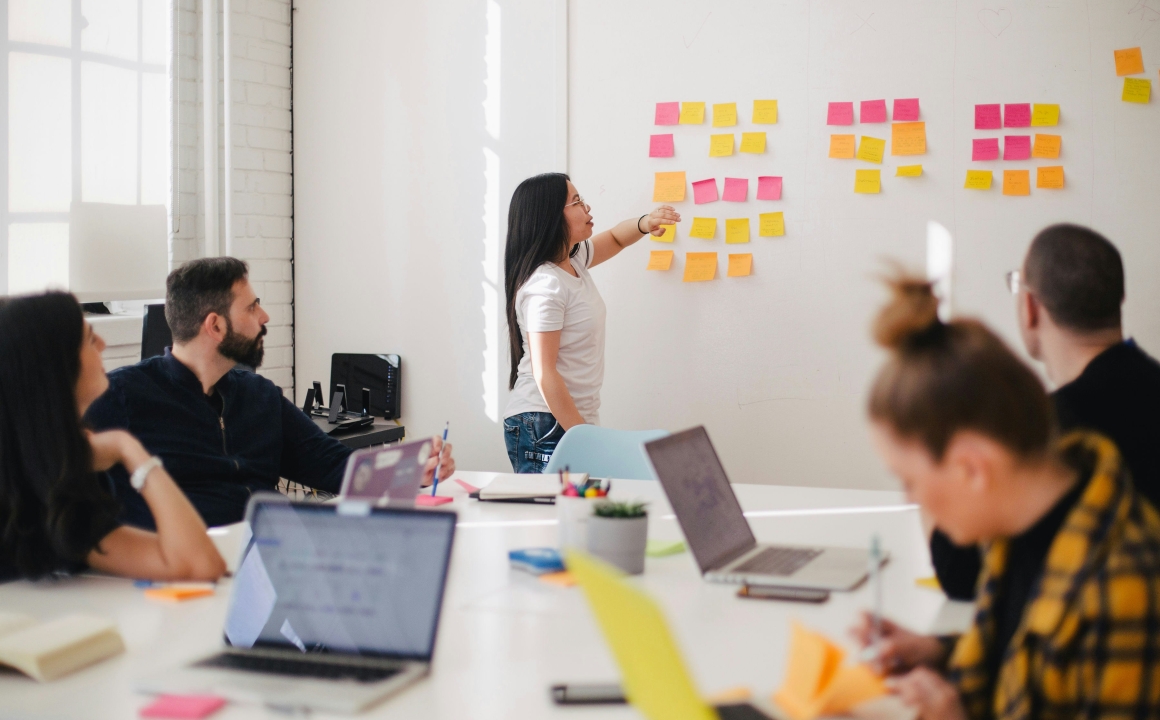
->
xmin=723 ymin=177 xmax=749 ymax=202
xmin=975 ymin=104 xmax=1001 ymax=130
xmin=140 ymin=695 xmax=226 ymax=719
xmin=893 ymin=98 xmax=920 ymax=121
xmin=654 ymin=102 xmax=680 ymax=125
xmin=756 ymin=176 xmax=783 ymax=200
xmin=649 ymin=134 xmax=674 ymax=158
xmin=860 ymin=99 xmax=888 ymax=123
xmin=454 ymin=478 xmax=480 ymax=494
xmin=692 ymin=178 xmax=719 ymax=204
xmin=1004 ymin=103 xmax=1031 ymax=128
xmin=972 ymin=138 xmax=1000 ymax=161
xmin=415 ymin=495 xmax=453 ymax=506
xmin=1003 ymin=135 xmax=1031 ymax=161
xmin=827 ymin=102 xmax=854 ymax=125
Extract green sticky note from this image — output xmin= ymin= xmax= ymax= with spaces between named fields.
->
xmin=646 ymin=540 xmax=687 ymax=557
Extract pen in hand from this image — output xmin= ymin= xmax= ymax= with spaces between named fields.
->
xmin=430 ymin=422 xmax=449 ymax=497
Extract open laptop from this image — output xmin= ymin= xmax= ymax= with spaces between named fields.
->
xmin=338 ymin=437 xmax=431 ymax=506
xmin=138 ymin=495 xmax=457 ymax=714
xmin=645 ymin=426 xmax=874 ymax=591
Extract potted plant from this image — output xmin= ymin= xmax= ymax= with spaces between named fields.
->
xmin=586 ymin=501 xmax=648 ymax=575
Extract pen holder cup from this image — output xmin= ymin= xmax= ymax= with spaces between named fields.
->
xmin=586 ymin=514 xmax=648 ymax=575
xmin=557 ymin=496 xmax=596 ymax=551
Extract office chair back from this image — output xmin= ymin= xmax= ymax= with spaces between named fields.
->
xmin=140 ymin=304 xmax=172 ymax=360
xmin=544 ymin=425 xmax=669 ymax=480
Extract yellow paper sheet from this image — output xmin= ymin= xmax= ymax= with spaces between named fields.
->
xmin=891 ymin=121 xmax=926 ymax=155
xmin=709 ymin=134 xmax=735 ymax=157
xmin=854 ymin=169 xmax=881 ymax=194
xmin=727 ymin=253 xmax=752 ymax=277
xmin=724 ymin=218 xmax=750 ymax=244
xmin=1003 ymin=169 xmax=1030 ymax=196
xmin=964 ymin=170 xmax=993 ymax=190
xmin=1031 ymin=103 xmax=1060 ymax=126
xmin=1037 ymin=165 xmax=1065 ymax=189
xmin=759 ymin=212 xmax=785 ymax=237
xmin=1123 ymin=78 xmax=1151 ymax=103
xmin=753 ymin=99 xmax=778 ymax=124
xmin=856 ymin=136 xmax=885 ymax=164
xmin=772 ymin=623 xmax=888 ymax=720
xmin=896 ymin=165 xmax=923 ymax=177
xmin=828 ymin=134 xmax=855 ymax=159
xmin=646 ymin=250 xmax=674 ymax=271
xmin=689 ymin=217 xmax=717 ymax=239
xmin=915 ymin=576 xmax=942 ymax=591
xmin=1032 ymin=134 xmax=1061 ymax=159
xmin=652 ymin=224 xmax=676 ymax=242
xmin=683 ymin=252 xmax=717 ymax=282
xmin=652 ymin=172 xmax=687 ymax=202
xmin=712 ymin=102 xmax=737 ymax=127
xmin=1115 ymin=47 xmax=1145 ymax=76
xmin=739 ymin=132 xmax=766 ymax=154
xmin=679 ymin=101 xmax=705 ymax=124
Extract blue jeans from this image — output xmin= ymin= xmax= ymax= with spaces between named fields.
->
xmin=504 ymin=412 xmax=565 ymax=473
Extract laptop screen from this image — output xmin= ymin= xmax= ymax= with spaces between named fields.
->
xmin=645 ymin=426 xmax=756 ymax=573
xmin=223 ymin=500 xmax=456 ymax=661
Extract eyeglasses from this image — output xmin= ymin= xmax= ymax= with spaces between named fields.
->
xmin=1005 ymin=269 xmax=1022 ymax=295
xmin=565 ymin=196 xmax=590 ymax=211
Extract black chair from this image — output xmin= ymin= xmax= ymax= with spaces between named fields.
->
xmin=140 ymin=304 xmax=172 ymax=360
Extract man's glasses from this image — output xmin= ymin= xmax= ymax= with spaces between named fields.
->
xmin=1005 ymin=269 xmax=1022 ymax=295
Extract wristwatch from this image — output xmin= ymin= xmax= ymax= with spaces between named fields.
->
xmin=130 ymin=456 xmax=164 ymax=492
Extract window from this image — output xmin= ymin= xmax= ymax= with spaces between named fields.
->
xmin=3 ymin=0 xmax=169 ymax=295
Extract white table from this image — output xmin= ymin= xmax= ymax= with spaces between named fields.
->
xmin=0 ymin=473 xmax=972 ymax=719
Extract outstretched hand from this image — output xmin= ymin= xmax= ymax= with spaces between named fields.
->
xmin=643 ymin=205 xmax=681 ymax=235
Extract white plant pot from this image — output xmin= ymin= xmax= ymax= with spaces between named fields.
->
xmin=586 ymin=514 xmax=648 ymax=575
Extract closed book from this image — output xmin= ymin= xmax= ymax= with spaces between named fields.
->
xmin=0 ymin=613 xmax=124 ymax=681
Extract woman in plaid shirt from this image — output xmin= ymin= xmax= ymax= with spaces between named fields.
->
xmin=853 ymin=274 xmax=1160 ymax=720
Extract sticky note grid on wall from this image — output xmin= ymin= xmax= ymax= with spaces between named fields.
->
xmin=968 ymin=99 xmax=1064 ymax=195
xmin=824 ymin=97 xmax=926 ymax=192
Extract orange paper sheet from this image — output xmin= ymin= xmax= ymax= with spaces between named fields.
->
xmin=1037 ymin=166 xmax=1065 ymax=189
xmin=1115 ymin=47 xmax=1145 ymax=76
xmin=727 ymin=253 xmax=752 ymax=277
xmin=653 ymin=172 xmax=687 ymax=202
xmin=144 ymin=586 xmax=216 ymax=602
xmin=829 ymin=135 xmax=856 ymax=159
xmin=646 ymin=250 xmax=674 ymax=271
xmin=1032 ymin=134 xmax=1061 ymax=159
xmin=773 ymin=623 xmax=888 ymax=720
xmin=683 ymin=252 xmax=717 ymax=282
xmin=1003 ymin=169 xmax=1031 ymax=196
xmin=891 ymin=122 xmax=926 ymax=156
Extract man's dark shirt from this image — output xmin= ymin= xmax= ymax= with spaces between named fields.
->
xmin=931 ymin=339 xmax=1160 ymax=600
xmin=85 ymin=350 xmax=352 ymax=528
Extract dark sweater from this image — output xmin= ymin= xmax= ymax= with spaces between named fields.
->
xmin=931 ymin=339 xmax=1160 ymax=600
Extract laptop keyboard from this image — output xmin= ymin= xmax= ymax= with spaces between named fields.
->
xmin=731 ymin=547 xmax=823 ymax=576
xmin=196 ymin=653 xmax=401 ymax=683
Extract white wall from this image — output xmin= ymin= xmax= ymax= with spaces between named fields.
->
xmin=292 ymin=0 xmax=565 ymax=470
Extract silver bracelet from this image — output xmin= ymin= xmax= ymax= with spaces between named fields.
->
xmin=130 ymin=456 xmax=164 ymax=492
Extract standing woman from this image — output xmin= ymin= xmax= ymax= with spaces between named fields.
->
xmin=503 ymin=173 xmax=679 ymax=472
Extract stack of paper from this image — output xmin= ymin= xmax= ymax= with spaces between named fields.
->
xmin=478 ymin=473 xmax=581 ymax=500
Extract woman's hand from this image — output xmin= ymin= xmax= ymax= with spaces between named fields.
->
xmin=87 ymin=429 xmax=150 ymax=473
xmin=849 ymin=611 xmax=947 ymax=674
xmin=643 ymin=205 xmax=681 ymax=235
xmin=891 ymin=667 xmax=968 ymax=720
xmin=420 ymin=436 xmax=456 ymax=487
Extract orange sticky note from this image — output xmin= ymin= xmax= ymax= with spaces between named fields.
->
xmin=1115 ymin=47 xmax=1145 ymax=76
xmin=1032 ymin=134 xmax=1061 ymax=159
xmin=727 ymin=253 xmax=752 ymax=277
xmin=144 ymin=585 xmax=216 ymax=602
xmin=652 ymin=224 xmax=675 ymax=242
xmin=828 ymin=134 xmax=855 ymax=159
xmin=891 ymin=121 xmax=926 ymax=156
xmin=652 ymin=172 xmax=686 ymax=202
xmin=1037 ymin=165 xmax=1065 ymax=189
xmin=539 ymin=571 xmax=577 ymax=587
xmin=772 ymin=623 xmax=888 ymax=720
xmin=646 ymin=250 xmax=674 ymax=270
xmin=683 ymin=252 xmax=717 ymax=282
xmin=1003 ymin=169 xmax=1030 ymax=196
xmin=964 ymin=170 xmax=993 ymax=190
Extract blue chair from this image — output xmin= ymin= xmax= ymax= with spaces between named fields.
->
xmin=544 ymin=425 xmax=669 ymax=480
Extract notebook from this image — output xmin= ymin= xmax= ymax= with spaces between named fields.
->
xmin=473 ymin=473 xmax=580 ymax=502
xmin=0 ymin=612 xmax=124 ymax=681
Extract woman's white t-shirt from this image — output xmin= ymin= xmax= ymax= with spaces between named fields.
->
xmin=504 ymin=240 xmax=606 ymax=425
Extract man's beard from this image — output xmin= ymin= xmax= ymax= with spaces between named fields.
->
xmin=219 ymin=319 xmax=266 ymax=369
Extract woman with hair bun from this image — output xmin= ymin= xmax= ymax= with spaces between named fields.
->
xmin=849 ymin=273 xmax=1160 ymax=720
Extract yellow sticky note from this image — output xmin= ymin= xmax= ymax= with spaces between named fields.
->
xmin=964 ymin=170 xmax=993 ymax=190
xmin=683 ymin=252 xmax=717 ymax=282
xmin=759 ymin=212 xmax=785 ymax=237
xmin=915 ymin=576 xmax=942 ymax=591
xmin=652 ymin=224 xmax=676 ymax=242
xmin=1115 ymin=47 xmax=1145 ymax=76
xmin=727 ymin=254 xmax=753 ymax=277
xmin=753 ymin=99 xmax=778 ymax=124
xmin=856 ymin=136 xmax=885 ymax=164
xmin=891 ymin=121 xmax=926 ymax=156
xmin=1032 ymin=134 xmax=1061 ymax=159
xmin=646 ymin=250 xmax=674 ymax=271
xmin=679 ymin=101 xmax=705 ymax=124
xmin=690 ymin=217 xmax=717 ymax=239
xmin=652 ymin=172 xmax=687 ymax=202
xmin=854 ymin=169 xmax=881 ymax=194
xmin=1037 ymin=165 xmax=1065 ymax=189
xmin=725 ymin=218 xmax=750 ymax=244
xmin=1003 ymin=170 xmax=1030 ymax=196
xmin=739 ymin=132 xmax=766 ymax=154
xmin=896 ymin=165 xmax=922 ymax=177
xmin=712 ymin=102 xmax=738 ymax=127
xmin=828 ymin=134 xmax=855 ymax=159
xmin=709 ymin=134 xmax=735 ymax=157
xmin=1123 ymin=78 xmax=1151 ymax=103
xmin=1031 ymin=104 xmax=1059 ymax=126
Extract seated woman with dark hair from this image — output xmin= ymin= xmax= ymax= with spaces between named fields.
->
xmin=0 ymin=292 xmax=225 ymax=582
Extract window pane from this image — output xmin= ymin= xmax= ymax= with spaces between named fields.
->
xmin=9 ymin=0 xmax=71 ymax=46
xmin=141 ymin=0 xmax=168 ymax=65
xmin=82 ymin=61 xmax=137 ymax=204
xmin=8 ymin=222 xmax=69 ymax=294
xmin=140 ymin=72 xmax=168 ymax=205
xmin=81 ymin=0 xmax=138 ymax=61
xmin=9 ymin=53 xmax=71 ymax=212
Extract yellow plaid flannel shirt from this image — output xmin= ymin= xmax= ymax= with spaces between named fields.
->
xmin=946 ymin=432 xmax=1160 ymax=720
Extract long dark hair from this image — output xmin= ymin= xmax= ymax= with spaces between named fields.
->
xmin=0 ymin=292 xmax=119 ymax=579
xmin=504 ymin=173 xmax=575 ymax=389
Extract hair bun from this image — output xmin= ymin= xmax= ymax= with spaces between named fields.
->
xmin=873 ymin=273 xmax=941 ymax=350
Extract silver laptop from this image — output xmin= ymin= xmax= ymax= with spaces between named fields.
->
xmin=339 ymin=437 xmax=431 ymax=506
xmin=645 ymin=426 xmax=875 ymax=591
xmin=138 ymin=495 xmax=457 ymax=714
